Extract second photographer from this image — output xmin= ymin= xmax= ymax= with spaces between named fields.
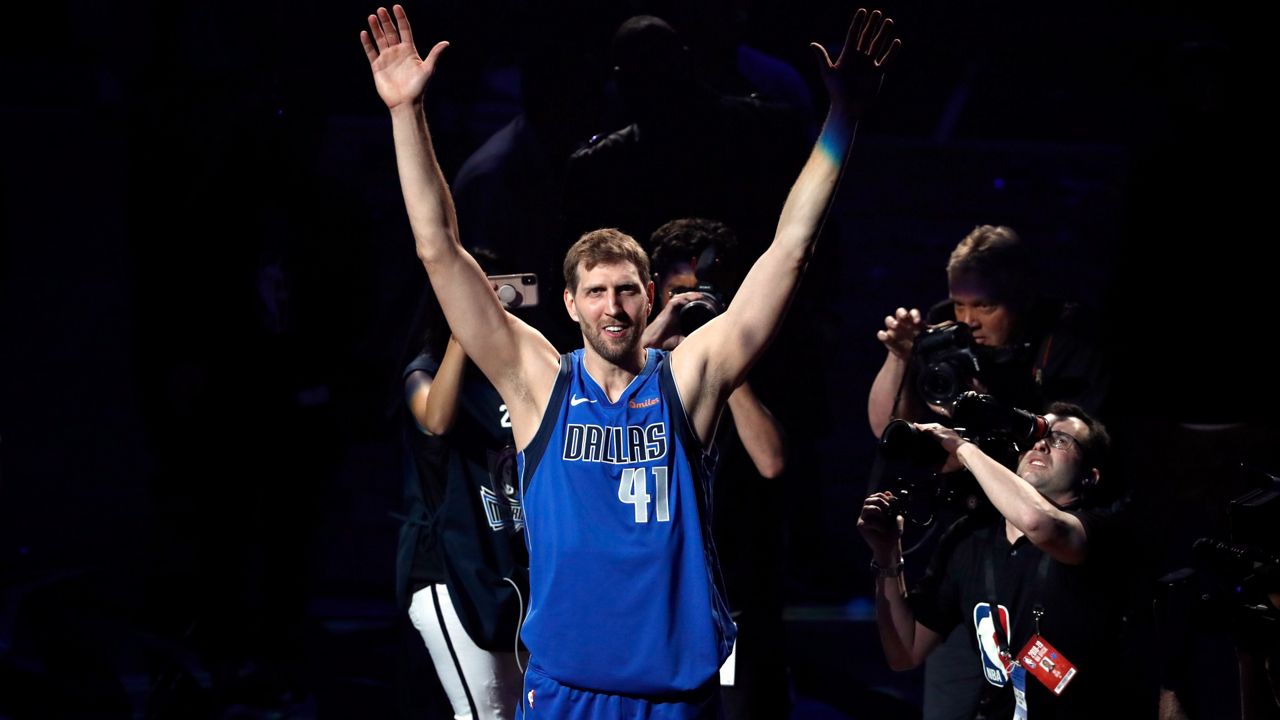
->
xmin=867 ymin=225 xmax=1109 ymax=438
xmin=859 ymin=403 xmax=1142 ymax=718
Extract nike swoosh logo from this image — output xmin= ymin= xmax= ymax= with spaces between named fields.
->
xmin=570 ymin=395 xmax=596 ymax=406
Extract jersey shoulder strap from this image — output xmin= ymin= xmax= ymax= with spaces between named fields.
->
xmin=519 ymin=353 xmax=573 ymax=492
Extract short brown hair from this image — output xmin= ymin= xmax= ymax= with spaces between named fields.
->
xmin=946 ymin=225 xmax=1033 ymax=304
xmin=563 ymin=228 xmax=650 ymax=292
xmin=1045 ymin=401 xmax=1110 ymax=473
xmin=649 ymin=217 xmax=741 ymax=280
xmin=1044 ymin=401 xmax=1119 ymax=504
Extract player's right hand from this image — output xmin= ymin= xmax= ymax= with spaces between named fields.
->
xmin=360 ymin=5 xmax=449 ymax=110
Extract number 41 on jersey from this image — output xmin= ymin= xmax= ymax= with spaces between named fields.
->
xmin=618 ymin=467 xmax=670 ymax=523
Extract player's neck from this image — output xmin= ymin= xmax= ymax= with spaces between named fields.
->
xmin=582 ymin=346 xmax=647 ymax=402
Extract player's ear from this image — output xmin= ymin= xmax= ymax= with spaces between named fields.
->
xmin=564 ymin=287 xmax=579 ymax=322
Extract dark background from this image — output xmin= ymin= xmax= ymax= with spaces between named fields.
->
xmin=2 ymin=1 xmax=1273 ymax=717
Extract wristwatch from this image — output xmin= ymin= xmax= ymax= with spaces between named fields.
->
xmin=870 ymin=557 xmax=904 ymax=578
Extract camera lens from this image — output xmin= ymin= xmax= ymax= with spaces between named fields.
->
xmin=678 ymin=297 xmax=720 ymax=335
xmin=913 ymin=323 xmax=981 ymax=407
xmin=951 ymin=392 xmax=1047 ymax=447
xmin=879 ymin=419 xmax=948 ymax=466
xmin=919 ymin=361 xmax=963 ymax=407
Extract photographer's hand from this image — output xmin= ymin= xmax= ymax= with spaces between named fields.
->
xmin=877 ymin=307 xmax=925 ymax=360
xmin=858 ymin=491 xmax=904 ymax=562
xmin=916 ymin=423 xmax=968 ymax=473
xmin=861 ymin=490 xmax=942 ymax=671
xmin=868 ymin=307 xmax=927 ymax=436
xmin=641 ymin=292 xmax=716 ymax=351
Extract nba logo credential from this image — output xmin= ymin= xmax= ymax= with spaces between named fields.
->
xmin=972 ymin=602 xmax=1012 ymax=686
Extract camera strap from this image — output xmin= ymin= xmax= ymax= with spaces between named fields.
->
xmin=984 ymin=552 xmax=1014 ymax=667
xmin=1032 ymin=333 xmax=1055 ymax=386
xmin=890 ymin=363 xmax=909 ymax=420
xmin=983 ymin=541 xmax=1053 ymax=655
xmin=976 ymin=551 xmax=1019 ymax=719
xmin=984 ymin=542 xmax=1078 ymax=712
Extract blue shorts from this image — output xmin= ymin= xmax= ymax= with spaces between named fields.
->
xmin=519 ymin=663 xmax=722 ymax=720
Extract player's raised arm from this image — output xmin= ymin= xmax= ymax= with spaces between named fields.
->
xmin=361 ymin=5 xmax=557 ymax=445
xmin=673 ymin=8 xmax=901 ymax=440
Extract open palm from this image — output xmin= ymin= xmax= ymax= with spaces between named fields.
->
xmin=811 ymin=8 xmax=901 ymax=116
xmin=360 ymin=5 xmax=448 ymax=110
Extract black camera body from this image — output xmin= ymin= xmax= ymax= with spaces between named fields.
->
xmin=879 ymin=392 xmax=1048 ymax=523
xmin=669 ymin=284 xmax=726 ymax=335
xmin=949 ymin=391 xmax=1048 ymax=452
xmin=913 ymin=322 xmax=983 ymax=407
xmin=881 ymin=391 xmax=1048 ymax=465
xmin=878 ymin=429 xmax=988 ymax=524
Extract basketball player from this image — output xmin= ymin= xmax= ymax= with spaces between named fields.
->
xmin=360 ymin=5 xmax=900 ymax=716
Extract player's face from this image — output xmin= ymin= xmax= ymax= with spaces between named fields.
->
xmin=949 ymin=272 xmax=1018 ymax=347
xmin=565 ymin=260 xmax=654 ymax=365
xmin=1016 ymin=415 xmax=1093 ymax=505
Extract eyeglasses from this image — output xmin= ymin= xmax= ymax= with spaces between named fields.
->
xmin=1044 ymin=430 xmax=1080 ymax=451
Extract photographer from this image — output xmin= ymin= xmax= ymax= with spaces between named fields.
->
xmin=641 ymin=217 xmax=786 ymax=480
xmin=859 ymin=403 xmax=1139 ymax=718
xmin=869 ymin=226 xmax=1111 ymax=720
xmin=642 ymin=217 xmax=790 ymax=720
xmin=867 ymin=225 xmax=1108 ymax=438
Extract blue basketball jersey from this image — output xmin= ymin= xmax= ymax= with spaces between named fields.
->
xmin=517 ymin=348 xmax=736 ymax=695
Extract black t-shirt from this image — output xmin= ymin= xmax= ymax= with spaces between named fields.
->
xmin=909 ymin=499 xmax=1137 ymax=718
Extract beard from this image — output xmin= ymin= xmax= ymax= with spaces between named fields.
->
xmin=580 ymin=317 xmax=642 ymax=365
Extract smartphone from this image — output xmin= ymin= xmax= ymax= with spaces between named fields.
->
xmin=488 ymin=273 xmax=539 ymax=309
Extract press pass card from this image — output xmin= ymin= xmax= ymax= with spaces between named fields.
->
xmin=1016 ymin=634 xmax=1078 ymax=695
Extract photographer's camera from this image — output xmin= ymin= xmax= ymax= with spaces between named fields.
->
xmin=669 ymin=285 xmax=725 ymax=335
xmin=913 ymin=322 xmax=982 ymax=407
xmin=877 ymin=393 xmax=1048 ymax=523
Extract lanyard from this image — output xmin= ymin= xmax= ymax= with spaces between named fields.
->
xmin=983 ymin=540 xmax=1052 ymax=658
xmin=983 ymin=542 xmax=1050 ymax=718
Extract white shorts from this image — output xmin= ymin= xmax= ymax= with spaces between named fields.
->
xmin=409 ymin=583 xmax=526 ymax=720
